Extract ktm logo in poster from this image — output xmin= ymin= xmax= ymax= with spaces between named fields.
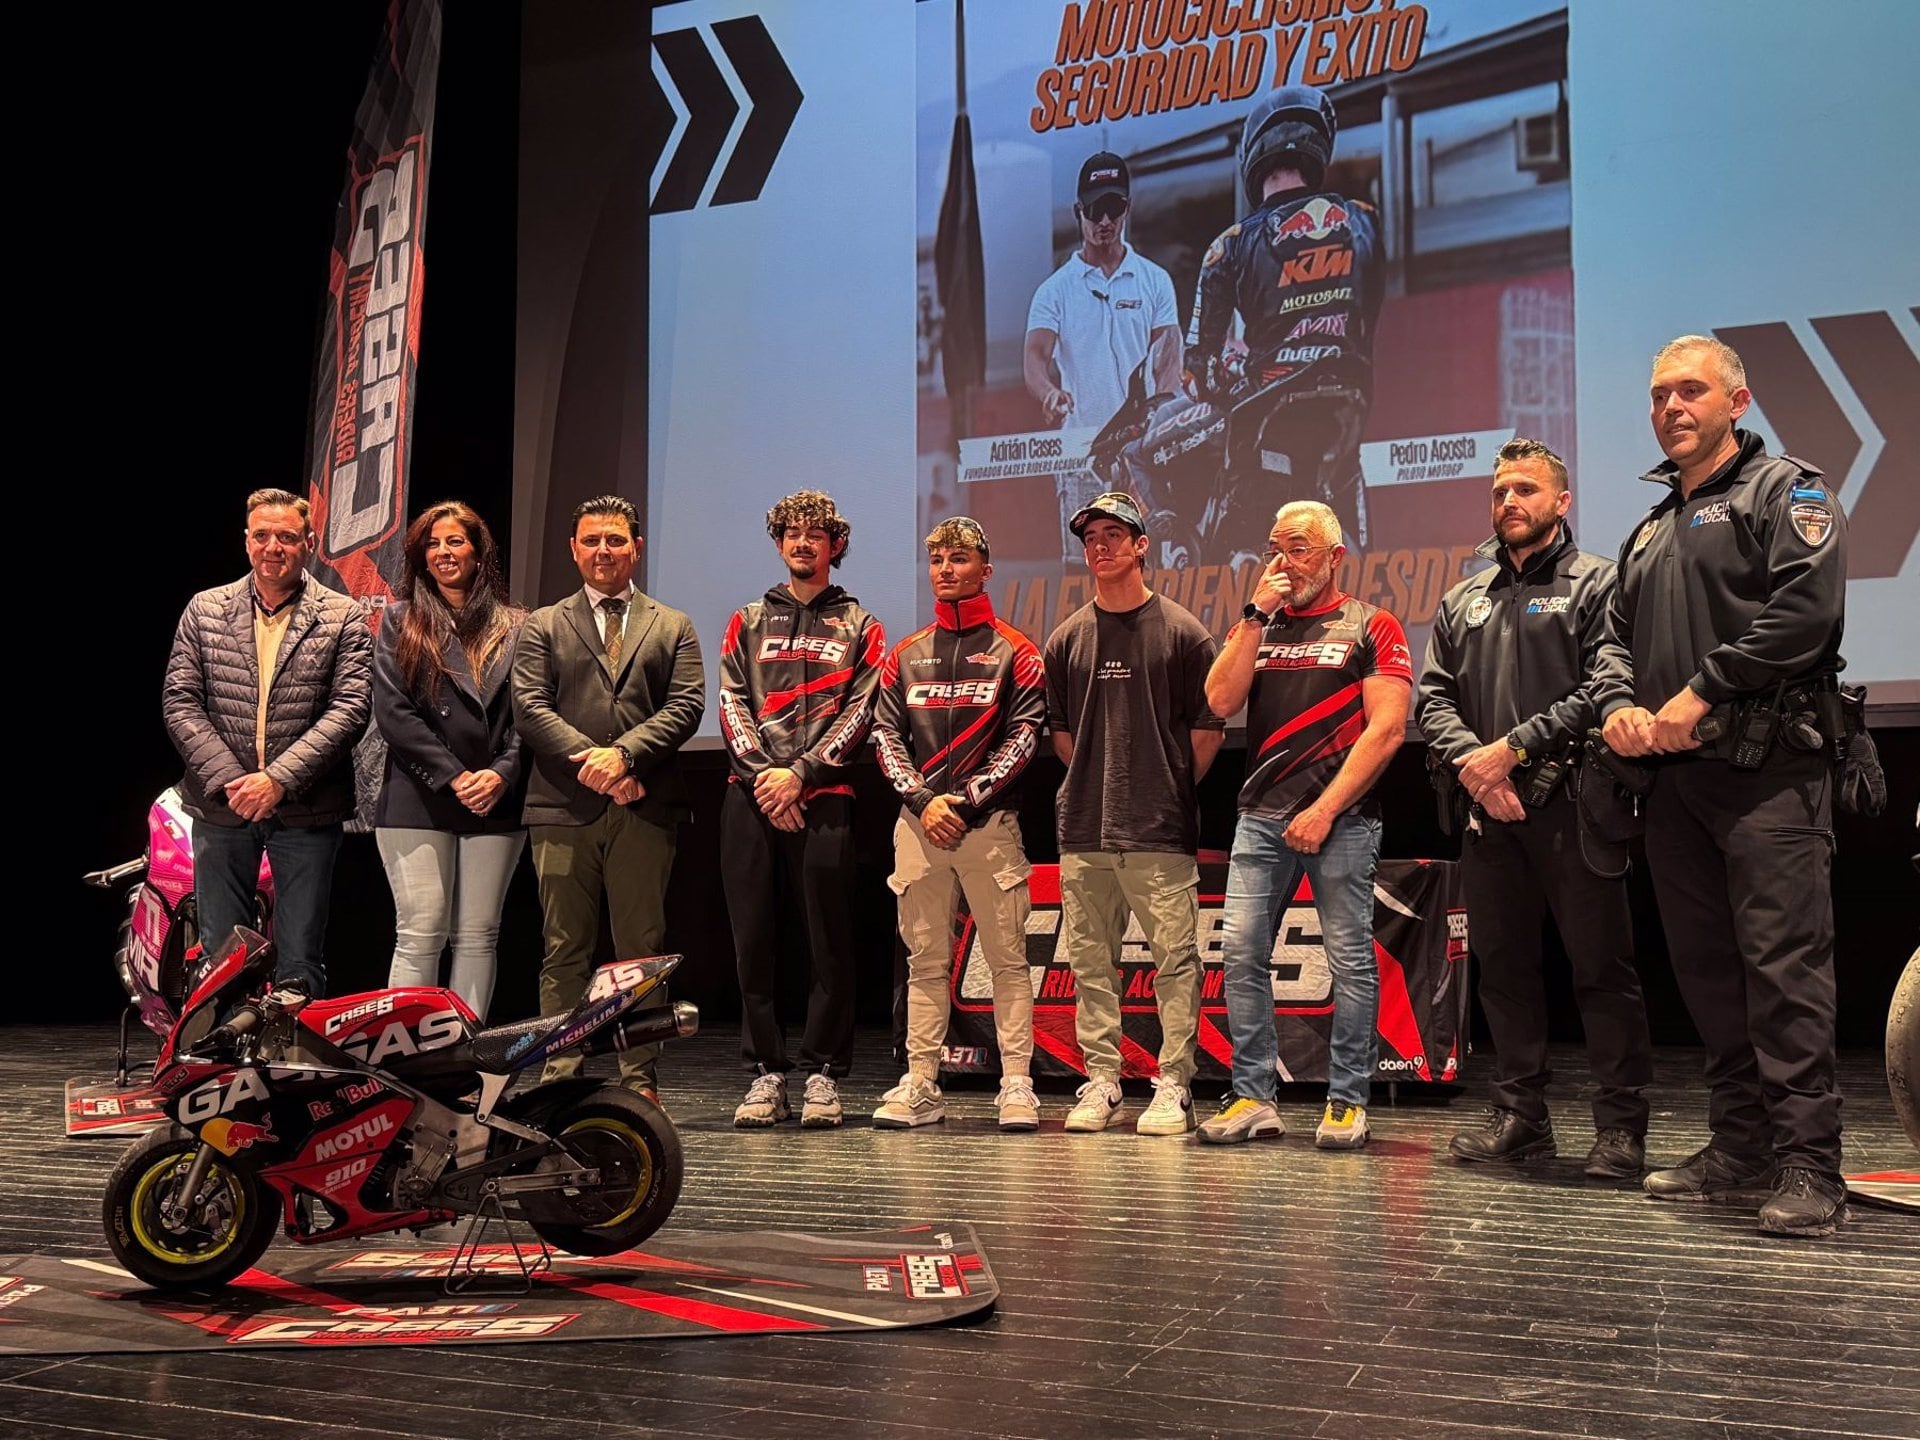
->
xmin=1717 ymin=311 xmax=1918 ymax=579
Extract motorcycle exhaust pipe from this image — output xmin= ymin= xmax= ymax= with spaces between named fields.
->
xmin=595 ymin=1001 xmax=700 ymax=1055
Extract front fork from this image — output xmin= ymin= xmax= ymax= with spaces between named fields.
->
xmin=159 ymin=1142 xmax=220 ymax=1230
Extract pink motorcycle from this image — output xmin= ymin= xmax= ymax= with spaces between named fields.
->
xmin=83 ymin=787 xmax=274 ymax=1086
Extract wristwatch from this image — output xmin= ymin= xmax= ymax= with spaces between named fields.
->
xmin=614 ymin=742 xmax=636 ymax=773
xmin=1506 ymin=730 xmax=1529 ymax=766
xmin=1242 ymin=602 xmax=1272 ymax=628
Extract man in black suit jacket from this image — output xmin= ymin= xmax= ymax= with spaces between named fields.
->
xmin=511 ymin=495 xmax=705 ymax=1092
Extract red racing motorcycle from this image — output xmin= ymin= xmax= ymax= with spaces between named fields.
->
xmin=102 ymin=927 xmax=696 ymax=1290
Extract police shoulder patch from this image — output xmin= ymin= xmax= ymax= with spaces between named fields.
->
xmin=1789 ymin=501 xmax=1834 ymax=547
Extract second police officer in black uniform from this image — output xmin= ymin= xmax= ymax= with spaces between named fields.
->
xmin=1598 ymin=335 xmax=1852 ymax=1238
xmin=1418 ymin=439 xmax=1655 ymax=1180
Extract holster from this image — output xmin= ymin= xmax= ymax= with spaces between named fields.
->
xmin=1427 ymin=750 xmax=1467 ymax=837
xmin=1578 ymin=730 xmax=1652 ymax=842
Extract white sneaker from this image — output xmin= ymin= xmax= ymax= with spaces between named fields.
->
xmin=800 ymin=1070 xmax=844 ymax=1128
xmin=996 ymin=1076 xmax=1040 ymax=1132
xmin=1315 ymin=1100 xmax=1370 ymax=1150
xmin=872 ymin=1074 xmax=946 ymax=1129
xmin=1136 ymin=1076 xmax=1195 ymax=1135
xmin=1064 ymin=1077 xmax=1124 ymax=1133
xmin=734 ymin=1071 xmax=789 ymax=1128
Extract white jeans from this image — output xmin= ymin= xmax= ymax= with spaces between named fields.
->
xmin=375 ymin=828 xmax=527 ymax=1022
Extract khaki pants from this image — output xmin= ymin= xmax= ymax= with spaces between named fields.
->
xmin=531 ymin=806 xmax=676 ymax=1086
xmin=889 ymin=810 xmax=1033 ymax=1082
xmin=1059 ymin=850 xmax=1201 ymax=1086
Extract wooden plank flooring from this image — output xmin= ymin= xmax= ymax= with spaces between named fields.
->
xmin=2 ymin=1025 xmax=1915 ymax=1440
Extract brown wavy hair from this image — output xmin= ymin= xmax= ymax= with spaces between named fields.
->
xmin=393 ymin=501 xmax=523 ymax=702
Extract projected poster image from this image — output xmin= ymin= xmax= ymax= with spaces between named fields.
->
xmin=917 ymin=0 xmax=1572 ymax=657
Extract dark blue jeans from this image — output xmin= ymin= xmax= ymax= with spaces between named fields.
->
xmin=193 ymin=818 xmax=343 ymax=996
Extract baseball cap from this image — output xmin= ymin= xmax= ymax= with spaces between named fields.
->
xmin=1069 ymin=490 xmax=1147 ymax=538
xmin=1077 ymin=152 xmax=1130 ymax=204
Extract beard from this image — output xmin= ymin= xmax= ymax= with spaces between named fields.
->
xmin=1498 ymin=511 xmax=1558 ymax=552
xmin=786 ymin=556 xmax=819 ymax=580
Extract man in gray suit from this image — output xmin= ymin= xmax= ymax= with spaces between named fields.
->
xmin=511 ymin=495 xmax=705 ymax=1095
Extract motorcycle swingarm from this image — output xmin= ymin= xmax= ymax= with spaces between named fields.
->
xmin=430 ymin=1142 xmax=602 ymax=1211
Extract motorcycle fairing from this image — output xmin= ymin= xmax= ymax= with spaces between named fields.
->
xmin=482 ymin=956 xmax=681 ymax=1075
xmin=158 ymin=927 xmax=274 ymax=1064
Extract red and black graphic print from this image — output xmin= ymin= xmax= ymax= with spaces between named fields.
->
xmin=1241 ymin=592 xmax=1411 ymax=823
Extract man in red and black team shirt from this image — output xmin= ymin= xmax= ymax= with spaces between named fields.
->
xmin=1198 ymin=500 xmax=1409 ymax=1149
xmin=869 ymin=518 xmax=1047 ymax=1132
xmin=717 ymin=491 xmax=885 ymax=1130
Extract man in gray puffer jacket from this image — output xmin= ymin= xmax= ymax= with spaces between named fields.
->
xmin=163 ymin=488 xmax=373 ymax=995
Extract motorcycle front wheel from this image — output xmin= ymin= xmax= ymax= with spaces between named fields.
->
xmin=529 ymin=1087 xmax=683 ymax=1256
xmin=103 ymin=1129 xmax=279 ymax=1290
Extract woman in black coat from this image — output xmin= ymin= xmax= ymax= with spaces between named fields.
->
xmin=373 ymin=501 xmax=527 ymax=1020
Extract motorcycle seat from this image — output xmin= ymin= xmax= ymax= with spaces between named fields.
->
xmin=468 ymin=1016 xmax=556 ymax=1074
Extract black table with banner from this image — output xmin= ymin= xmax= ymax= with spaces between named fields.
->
xmin=927 ymin=856 xmax=1469 ymax=1085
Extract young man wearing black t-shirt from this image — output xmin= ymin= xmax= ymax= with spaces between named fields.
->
xmin=1045 ymin=491 xmax=1226 ymax=1135
xmin=1198 ymin=500 xmax=1410 ymax=1149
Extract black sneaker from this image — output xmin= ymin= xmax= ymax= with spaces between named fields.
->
xmin=1583 ymin=1128 xmax=1646 ymax=1180
xmin=1448 ymin=1108 xmax=1555 ymax=1163
xmin=1643 ymin=1144 xmax=1775 ymax=1201
xmin=1758 ymin=1167 xmax=1849 ymax=1238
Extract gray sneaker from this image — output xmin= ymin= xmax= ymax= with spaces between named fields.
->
xmin=1196 ymin=1095 xmax=1286 ymax=1145
xmin=873 ymin=1074 xmax=946 ymax=1129
xmin=801 ymin=1070 xmax=844 ymax=1128
xmin=1064 ymin=1077 xmax=1124 ymax=1132
xmin=995 ymin=1076 xmax=1040 ymax=1132
xmin=734 ymin=1071 xmax=789 ymax=1128
xmin=1136 ymin=1076 xmax=1196 ymax=1135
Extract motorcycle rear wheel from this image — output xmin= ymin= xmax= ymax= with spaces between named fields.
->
xmin=103 ymin=1129 xmax=279 ymax=1290
xmin=529 ymin=1087 xmax=683 ymax=1256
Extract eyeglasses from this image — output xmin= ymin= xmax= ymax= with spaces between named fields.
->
xmin=1263 ymin=544 xmax=1330 ymax=563
xmin=1081 ymin=196 xmax=1128 ymax=223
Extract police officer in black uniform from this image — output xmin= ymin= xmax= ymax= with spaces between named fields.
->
xmin=1419 ymin=439 xmax=1655 ymax=1179
xmin=1598 ymin=335 xmax=1850 ymax=1237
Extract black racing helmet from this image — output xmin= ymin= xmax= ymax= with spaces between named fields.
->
xmin=1238 ymin=85 xmax=1337 ymax=206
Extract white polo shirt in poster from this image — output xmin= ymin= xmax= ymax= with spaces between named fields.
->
xmin=1026 ymin=243 xmax=1178 ymax=434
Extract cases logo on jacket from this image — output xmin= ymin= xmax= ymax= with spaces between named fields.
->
xmin=759 ymin=635 xmax=848 ymax=665
xmin=907 ymin=679 xmax=1001 ymax=708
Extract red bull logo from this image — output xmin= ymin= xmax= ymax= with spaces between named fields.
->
xmin=202 ymin=1114 xmax=276 ymax=1154
xmin=1272 ymin=198 xmax=1349 ymax=243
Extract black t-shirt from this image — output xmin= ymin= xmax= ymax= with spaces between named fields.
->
xmin=1044 ymin=594 xmax=1224 ymax=854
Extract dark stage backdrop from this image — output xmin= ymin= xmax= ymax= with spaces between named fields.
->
xmin=41 ymin=6 xmax=1917 ymax=1068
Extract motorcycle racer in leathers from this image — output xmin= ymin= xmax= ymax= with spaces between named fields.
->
xmin=1187 ymin=85 xmax=1384 ymax=547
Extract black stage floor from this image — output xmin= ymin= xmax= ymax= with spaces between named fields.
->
xmin=3 ymin=1025 xmax=1915 ymax=1440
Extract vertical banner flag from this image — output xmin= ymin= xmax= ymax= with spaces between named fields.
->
xmin=305 ymin=0 xmax=443 ymax=826
xmin=933 ymin=0 xmax=985 ymax=440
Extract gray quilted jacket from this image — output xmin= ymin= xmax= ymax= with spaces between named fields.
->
xmin=162 ymin=576 xmax=374 ymax=828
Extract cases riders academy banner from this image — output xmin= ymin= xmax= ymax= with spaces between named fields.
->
xmin=306 ymin=0 xmax=442 ymax=823
xmin=942 ymin=857 xmax=1469 ymax=1083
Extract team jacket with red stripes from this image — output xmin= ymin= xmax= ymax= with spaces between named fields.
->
xmin=717 ymin=584 xmax=885 ymax=798
xmin=872 ymin=593 xmax=1046 ymax=825
xmin=1241 ymin=590 xmax=1412 ymax=823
